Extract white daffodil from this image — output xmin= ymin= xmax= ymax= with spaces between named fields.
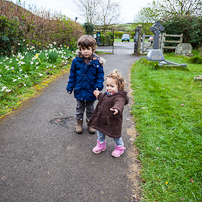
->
xmin=1 ymin=86 xmax=7 ymax=91
xmin=5 ymin=88 xmax=11 ymax=92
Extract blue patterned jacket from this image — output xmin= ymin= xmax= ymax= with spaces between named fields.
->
xmin=66 ymin=51 xmax=105 ymax=101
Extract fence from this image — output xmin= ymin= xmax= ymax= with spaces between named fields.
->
xmin=141 ymin=34 xmax=154 ymax=53
xmin=161 ymin=33 xmax=183 ymax=52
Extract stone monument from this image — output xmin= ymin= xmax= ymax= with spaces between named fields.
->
xmin=146 ymin=21 xmax=187 ymax=67
xmin=146 ymin=21 xmax=165 ymax=61
xmin=175 ymin=43 xmax=193 ymax=56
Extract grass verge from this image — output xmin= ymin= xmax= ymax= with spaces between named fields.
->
xmin=130 ymin=53 xmax=202 ymax=201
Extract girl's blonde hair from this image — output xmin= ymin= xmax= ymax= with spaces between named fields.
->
xmin=107 ymin=69 xmax=125 ymax=91
xmin=77 ymin=35 xmax=97 ymax=52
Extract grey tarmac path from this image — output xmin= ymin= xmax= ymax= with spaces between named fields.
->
xmin=0 ymin=42 xmax=143 ymax=202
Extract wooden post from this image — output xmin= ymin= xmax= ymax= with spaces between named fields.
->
xmin=142 ymin=33 xmax=145 ymax=53
xmin=161 ymin=33 xmax=165 ymax=52
xmin=137 ymin=24 xmax=142 ymax=54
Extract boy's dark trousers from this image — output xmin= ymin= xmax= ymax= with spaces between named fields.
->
xmin=76 ymin=99 xmax=94 ymax=120
xmin=75 ymin=99 xmax=96 ymax=134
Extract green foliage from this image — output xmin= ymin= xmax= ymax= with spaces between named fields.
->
xmin=100 ymin=33 xmax=114 ymax=45
xmin=1 ymin=1 xmax=85 ymax=56
xmin=130 ymin=23 xmax=153 ymax=35
xmin=83 ymin=22 xmax=94 ymax=35
xmin=0 ymin=45 xmax=74 ymax=115
xmin=48 ymin=51 xmax=58 ymax=63
xmin=189 ymin=56 xmax=202 ymax=64
xmin=114 ymin=31 xmax=135 ymax=39
xmin=130 ymin=54 xmax=202 ymax=201
xmin=114 ymin=31 xmax=124 ymax=39
xmin=0 ymin=16 xmax=25 ymax=56
xmin=162 ymin=16 xmax=202 ymax=49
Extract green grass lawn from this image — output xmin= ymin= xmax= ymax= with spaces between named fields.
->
xmin=130 ymin=53 xmax=202 ymax=201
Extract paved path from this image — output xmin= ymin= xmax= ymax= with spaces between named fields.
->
xmin=0 ymin=42 xmax=143 ymax=202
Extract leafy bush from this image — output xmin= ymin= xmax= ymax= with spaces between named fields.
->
xmin=0 ymin=1 xmax=85 ymax=55
xmin=162 ymin=16 xmax=202 ymax=49
xmin=0 ymin=16 xmax=25 ymax=56
xmin=83 ymin=22 xmax=94 ymax=35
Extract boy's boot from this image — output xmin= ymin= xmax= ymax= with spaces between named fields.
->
xmin=92 ymin=140 xmax=106 ymax=154
xmin=86 ymin=118 xmax=96 ymax=134
xmin=76 ymin=119 xmax=83 ymax=134
xmin=111 ymin=144 xmax=126 ymax=158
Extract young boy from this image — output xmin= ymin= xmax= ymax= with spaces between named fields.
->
xmin=66 ymin=35 xmax=105 ymax=134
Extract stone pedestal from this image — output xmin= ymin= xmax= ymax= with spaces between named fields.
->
xmin=146 ymin=49 xmax=165 ymax=61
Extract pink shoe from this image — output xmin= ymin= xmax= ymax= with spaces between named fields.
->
xmin=111 ymin=144 xmax=126 ymax=157
xmin=92 ymin=140 xmax=106 ymax=154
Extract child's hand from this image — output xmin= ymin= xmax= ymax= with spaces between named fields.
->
xmin=110 ymin=108 xmax=119 ymax=115
xmin=93 ymin=90 xmax=100 ymax=98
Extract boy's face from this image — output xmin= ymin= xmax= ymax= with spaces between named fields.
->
xmin=106 ymin=77 xmax=118 ymax=94
xmin=81 ymin=47 xmax=93 ymax=58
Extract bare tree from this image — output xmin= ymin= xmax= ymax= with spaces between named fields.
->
xmin=135 ymin=0 xmax=202 ymax=22
xmin=75 ymin=0 xmax=101 ymax=24
xmin=75 ymin=0 xmax=121 ymax=27
xmin=97 ymin=0 xmax=121 ymax=28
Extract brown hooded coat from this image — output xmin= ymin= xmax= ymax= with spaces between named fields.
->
xmin=88 ymin=91 xmax=129 ymax=139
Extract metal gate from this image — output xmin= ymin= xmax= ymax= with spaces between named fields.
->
xmin=93 ymin=28 xmax=114 ymax=53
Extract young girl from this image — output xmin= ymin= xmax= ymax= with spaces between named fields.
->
xmin=87 ymin=70 xmax=129 ymax=157
xmin=66 ymin=35 xmax=105 ymax=134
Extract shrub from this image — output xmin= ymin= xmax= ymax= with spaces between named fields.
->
xmin=0 ymin=16 xmax=25 ymax=56
xmin=83 ymin=22 xmax=94 ymax=35
xmin=0 ymin=1 xmax=85 ymax=55
xmin=162 ymin=16 xmax=202 ymax=49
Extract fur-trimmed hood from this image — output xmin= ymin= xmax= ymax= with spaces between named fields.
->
xmin=75 ymin=49 xmax=106 ymax=66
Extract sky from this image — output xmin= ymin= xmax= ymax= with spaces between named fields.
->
xmin=8 ymin=0 xmax=153 ymax=24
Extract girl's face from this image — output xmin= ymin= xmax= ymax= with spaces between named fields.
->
xmin=81 ymin=46 xmax=93 ymax=58
xmin=106 ymin=77 xmax=118 ymax=94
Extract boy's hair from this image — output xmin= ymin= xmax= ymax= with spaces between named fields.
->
xmin=77 ymin=35 xmax=97 ymax=52
xmin=107 ymin=69 xmax=125 ymax=91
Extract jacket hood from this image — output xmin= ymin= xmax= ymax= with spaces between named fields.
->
xmin=114 ymin=90 xmax=129 ymax=105
xmin=75 ymin=49 xmax=106 ymax=66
